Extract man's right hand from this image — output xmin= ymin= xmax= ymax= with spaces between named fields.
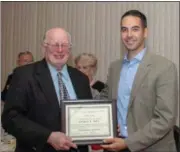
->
xmin=47 ymin=132 xmax=77 ymax=151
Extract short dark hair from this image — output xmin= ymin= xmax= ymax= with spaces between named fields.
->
xmin=18 ymin=51 xmax=34 ymax=61
xmin=121 ymin=10 xmax=147 ymax=28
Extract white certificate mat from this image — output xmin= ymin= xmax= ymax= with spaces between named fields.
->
xmin=66 ymin=104 xmax=113 ymax=140
xmin=61 ymin=99 xmax=117 ymax=145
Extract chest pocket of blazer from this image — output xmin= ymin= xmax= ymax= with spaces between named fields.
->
xmin=27 ymin=86 xmax=60 ymax=129
xmin=29 ymin=81 xmax=49 ymax=103
xmin=27 ymin=82 xmax=52 ymax=115
xmin=132 ymin=83 xmax=156 ymax=123
xmin=135 ymin=81 xmax=156 ymax=110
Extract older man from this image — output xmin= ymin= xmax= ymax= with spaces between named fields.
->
xmin=2 ymin=28 xmax=92 ymax=152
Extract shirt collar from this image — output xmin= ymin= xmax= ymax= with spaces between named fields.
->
xmin=47 ymin=63 xmax=69 ymax=81
xmin=123 ymin=48 xmax=146 ymax=63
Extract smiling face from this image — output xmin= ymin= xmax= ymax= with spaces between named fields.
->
xmin=43 ymin=28 xmax=71 ymax=70
xmin=121 ymin=15 xmax=147 ymax=53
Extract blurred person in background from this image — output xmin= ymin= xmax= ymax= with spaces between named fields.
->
xmin=74 ymin=53 xmax=106 ymax=95
xmin=1 ymin=51 xmax=34 ymax=103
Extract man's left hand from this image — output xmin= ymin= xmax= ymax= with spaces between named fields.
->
xmin=101 ymin=138 xmax=127 ymax=151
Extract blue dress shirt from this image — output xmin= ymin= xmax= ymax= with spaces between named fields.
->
xmin=117 ymin=48 xmax=146 ymax=137
xmin=47 ymin=63 xmax=77 ymax=103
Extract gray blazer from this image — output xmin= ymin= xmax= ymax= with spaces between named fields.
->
xmin=101 ymin=50 xmax=178 ymax=152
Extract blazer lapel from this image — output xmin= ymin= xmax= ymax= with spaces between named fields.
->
xmin=113 ymin=60 xmax=123 ymax=99
xmin=34 ymin=59 xmax=59 ymax=108
xmin=128 ymin=51 xmax=152 ymax=108
xmin=67 ymin=66 xmax=83 ymax=98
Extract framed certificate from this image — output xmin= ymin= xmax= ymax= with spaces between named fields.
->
xmin=61 ymin=99 xmax=117 ymax=145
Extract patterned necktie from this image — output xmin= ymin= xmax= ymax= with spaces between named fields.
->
xmin=57 ymin=72 xmax=70 ymax=101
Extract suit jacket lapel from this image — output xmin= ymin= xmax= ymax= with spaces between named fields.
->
xmin=34 ymin=59 xmax=59 ymax=108
xmin=67 ymin=66 xmax=83 ymax=99
xmin=128 ymin=51 xmax=152 ymax=108
xmin=113 ymin=60 xmax=123 ymax=99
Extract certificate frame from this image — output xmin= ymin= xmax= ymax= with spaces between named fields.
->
xmin=61 ymin=99 xmax=117 ymax=145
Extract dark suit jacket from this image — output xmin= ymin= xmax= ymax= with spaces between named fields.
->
xmin=1 ymin=73 xmax=13 ymax=102
xmin=1 ymin=59 xmax=92 ymax=152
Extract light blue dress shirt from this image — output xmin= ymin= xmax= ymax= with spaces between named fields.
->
xmin=117 ymin=48 xmax=146 ymax=137
xmin=47 ymin=63 xmax=77 ymax=103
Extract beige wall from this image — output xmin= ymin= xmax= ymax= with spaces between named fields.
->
xmin=1 ymin=2 xmax=179 ymax=125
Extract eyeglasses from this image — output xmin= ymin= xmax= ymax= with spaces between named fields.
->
xmin=45 ymin=43 xmax=72 ymax=50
